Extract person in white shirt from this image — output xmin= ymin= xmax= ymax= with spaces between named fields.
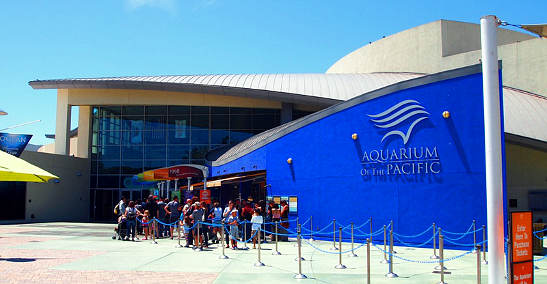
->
xmin=251 ymin=209 xmax=264 ymax=249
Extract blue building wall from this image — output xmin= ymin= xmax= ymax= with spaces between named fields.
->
xmin=213 ymin=68 xmax=505 ymax=247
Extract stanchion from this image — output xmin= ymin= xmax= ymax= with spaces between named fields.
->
xmin=431 ymin=222 xmax=439 ymax=259
xmin=380 ymin=225 xmax=389 ymax=264
xmin=331 ymin=218 xmax=338 ymax=250
xmin=295 ymin=223 xmax=306 ymax=261
xmin=293 ymin=217 xmax=299 ymax=247
xmin=151 ymin=219 xmax=158 ymax=244
xmin=390 ymin=220 xmax=397 ymax=254
xmin=369 ymin=217 xmax=372 ymax=240
xmin=472 ymin=219 xmax=477 ymax=253
xmin=434 ymin=235 xmax=447 ymax=284
xmin=273 ymin=221 xmax=281 ymax=255
xmin=476 ymin=244 xmax=482 ymax=284
xmin=243 ymin=221 xmax=248 ymax=250
xmin=335 ymin=227 xmax=346 ymax=269
xmin=175 ymin=221 xmax=182 ymax=248
xmin=482 ymin=225 xmax=488 ymax=264
xmin=254 ymin=227 xmax=265 ymax=267
xmin=366 ymin=238 xmax=371 ymax=284
xmin=385 ymin=226 xmax=398 ymax=278
xmin=348 ymin=222 xmax=358 ymax=257
xmin=434 ymin=233 xmax=447 ymax=272
xmin=219 ymin=220 xmax=229 ymax=259
xmin=309 ymin=216 xmax=313 ymax=241
xmin=294 ymin=224 xmax=307 ymax=279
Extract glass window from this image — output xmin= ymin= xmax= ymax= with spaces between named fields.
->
xmin=190 ymin=159 xmax=206 ymax=165
xmin=211 ymin=115 xmax=229 ymax=129
xmin=168 ymin=106 xmax=190 ymax=115
xmin=121 ymin=128 xmax=144 ymax=145
xmin=253 ymin=114 xmax=278 ymax=130
xmin=145 ymin=116 xmax=166 ymax=130
xmin=190 ymin=145 xmax=208 ymax=159
xmin=121 ymin=160 xmax=143 ymax=175
xmin=211 ymin=107 xmax=229 ymax=114
xmin=100 ymin=106 xmax=122 ymax=116
xmin=144 ymin=130 xmax=166 ymax=145
xmin=122 ymin=106 xmax=144 ymax=115
xmin=230 ymin=130 xmax=253 ymax=144
xmin=99 ymin=115 xmax=122 ymax=132
xmin=121 ymin=145 xmax=143 ymax=160
xmin=98 ymin=131 xmax=121 ymax=145
xmin=191 ymin=106 xmax=209 ymax=114
xmin=230 ymin=115 xmax=252 ymax=129
xmin=146 ymin=106 xmax=167 ymax=116
xmin=145 ymin=145 xmax=166 ymax=160
xmin=211 ymin=130 xmax=230 ymax=144
xmin=168 ymin=159 xmax=189 ymax=166
xmin=144 ymin=160 xmax=166 ymax=171
xmin=98 ymin=146 xmax=121 ymax=160
xmin=167 ymin=145 xmax=189 ymax=160
xmin=90 ymin=175 xmax=98 ymax=188
xmin=231 ymin=107 xmax=253 ymax=115
xmin=191 ymin=129 xmax=209 ymax=144
xmin=97 ymin=175 xmax=120 ymax=188
xmin=191 ymin=114 xmax=209 ymax=130
xmin=98 ymin=160 xmax=121 ymax=175
xmin=122 ymin=116 xmax=145 ymax=131
xmin=167 ymin=130 xmax=190 ymax=144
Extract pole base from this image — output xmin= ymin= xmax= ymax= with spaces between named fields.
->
xmin=482 ymin=260 xmax=488 ymax=265
xmin=534 ymin=265 xmax=540 ymax=270
xmin=380 ymin=259 xmax=390 ymax=264
xmin=218 ymin=255 xmax=229 ymax=259
xmin=430 ymin=255 xmax=440 ymax=259
xmin=434 ymin=265 xmax=447 ymax=271
xmin=330 ymin=246 xmax=339 ymax=250
xmin=272 ymin=251 xmax=282 ymax=255
xmin=385 ymin=272 xmax=398 ymax=278
xmin=295 ymin=257 xmax=306 ymax=261
xmin=294 ymin=273 xmax=308 ymax=279
xmin=437 ymin=282 xmax=447 ymax=284
xmin=347 ymin=253 xmax=358 ymax=257
xmin=151 ymin=241 xmax=158 ymax=244
xmin=254 ymin=262 xmax=265 ymax=267
xmin=239 ymin=247 xmax=249 ymax=251
xmin=335 ymin=264 xmax=347 ymax=269
xmin=174 ymin=244 xmax=183 ymax=248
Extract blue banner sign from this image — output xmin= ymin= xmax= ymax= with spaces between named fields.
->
xmin=0 ymin=133 xmax=32 ymax=157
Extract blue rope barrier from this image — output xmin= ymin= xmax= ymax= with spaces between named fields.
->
xmin=372 ymin=243 xmax=473 ymax=264
xmin=393 ymin=224 xmax=433 ymax=239
xmin=224 ymin=226 xmax=259 ymax=243
xmin=442 ymin=223 xmax=475 ymax=235
xmin=443 ymin=238 xmax=487 ymax=247
xmin=301 ymin=221 xmax=334 ymax=233
xmin=534 ymin=227 xmax=547 ymax=234
xmin=534 ymin=254 xmax=547 ymax=262
xmin=393 ymin=231 xmax=438 ymax=247
xmin=533 ymin=232 xmax=546 ymax=240
xmin=302 ymin=239 xmax=367 ymax=254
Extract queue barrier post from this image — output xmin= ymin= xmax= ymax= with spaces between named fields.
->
xmin=151 ymin=219 xmax=158 ymax=244
xmin=366 ymin=238 xmax=371 ymax=284
xmin=294 ymin=224 xmax=307 ymax=279
xmin=380 ymin=225 xmax=389 ymax=264
xmin=243 ymin=221 xmax=248 ymax=250
xmin=335 ymin=226 xmax=347 ymax=269
xmin=175 ymin=220 xmax=182 ymax=248
xmin=482 ymin=225 xmax=488 ymax=265
xmin=331 ymin=218 xmax=338 ymax=250
xmin=385 ymin=226 xmax=398 ymax=278
xmin=431 ymin=222 xmax=439 ymax=259
xmin=472 ymin=220 xmax=477 ymax=254
xmin=349 ymin=222 xmax=358 ymax=257
xmin=369 ymin=217 xmax=372 ymax=240
xmin=436 ymin=235 xmax=447 ymax=284
xmin=309 ymin=216 xmax=313 ymax=241
xmin=390 ymin=220 xmax=397 ymax=254
xmin=196 ymin=221 xmax=202 ymax=251
xmin=219 ymin=220 xmax=229 ymax=259
xmin=476 ymin=244 xmax=482 ymax=284
xmin=254 ymin=227 xmax=265 ymax=267
xmin=273 ymin=221 xmax=281 ymax=255
xmin=293 ymin=217 xmax=299 ymax=247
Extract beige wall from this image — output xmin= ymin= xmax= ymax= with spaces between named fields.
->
xmin=327 ymin=20 xmax=546 ymax=96
xmin=38 ymin=137 xmax=78 ymax=156
xmin=20 ymin=151 xmax=90 ymax=222
xmin=505 ymin=142 xmax=547 ymax=220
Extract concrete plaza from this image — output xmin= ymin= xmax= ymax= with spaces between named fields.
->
xmin=0 ymin=222 xmax=545 ymax=283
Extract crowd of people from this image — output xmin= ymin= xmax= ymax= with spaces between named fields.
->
xmin=113 ymin=195 xmax=290 ymax=250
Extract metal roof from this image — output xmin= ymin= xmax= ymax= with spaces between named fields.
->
xmin=213 ymin=67 xmax=547 ymax=166
xmin=28 ymin=73 xmax=423 ymax=106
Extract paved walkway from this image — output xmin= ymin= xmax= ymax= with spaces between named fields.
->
xmin=0 ymin=222 xmax=545 ymax=283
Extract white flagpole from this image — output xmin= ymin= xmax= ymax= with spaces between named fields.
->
xmin=480 ymin=15 xmax=505 ymax=284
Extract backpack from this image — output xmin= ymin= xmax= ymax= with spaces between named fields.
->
xmin=114 ymin=204 xmax=119 ymax=215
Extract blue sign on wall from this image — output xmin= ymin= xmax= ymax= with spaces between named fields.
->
xmin=212 ymin=66 xmax=505 ymax=248
xmin=0 ymin=133 xmax=32 ymax=157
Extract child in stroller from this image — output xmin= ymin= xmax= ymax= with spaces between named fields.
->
xmin=112 ymin=215 xmax=128 ymax=240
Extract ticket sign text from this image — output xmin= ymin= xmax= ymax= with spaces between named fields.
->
xmin=511 ymin=211 xmax=533 ymax=263
xmin=512 ymin=261 xmax=533 ymax=284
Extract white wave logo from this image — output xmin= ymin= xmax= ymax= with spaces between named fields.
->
xmin=368 ymin=100 xmax=429 ymax=145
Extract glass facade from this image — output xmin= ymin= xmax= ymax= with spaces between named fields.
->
xmin=90 ymin=105 xmax=281 ymax=220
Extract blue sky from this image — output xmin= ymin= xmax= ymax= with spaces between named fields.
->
xmin=0 ymin=0 xmax=544 ymax=146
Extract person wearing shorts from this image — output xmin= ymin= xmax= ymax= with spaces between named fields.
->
xmin=164 ymin=196 xmax=181 ymax=239
xmin=226 ymin=210 xmax=239 ymax=249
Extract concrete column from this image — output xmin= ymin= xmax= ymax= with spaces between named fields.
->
xmin=281 ymin=102 xmax=293 ymax=124
xmin=55 ymin=90 xmax=71 ymax=155
xmin=77 ymin=106 xmax=91 ymax=158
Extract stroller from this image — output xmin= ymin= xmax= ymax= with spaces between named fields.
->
xmin=112 ymin=216 xmax=128 ymax=240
